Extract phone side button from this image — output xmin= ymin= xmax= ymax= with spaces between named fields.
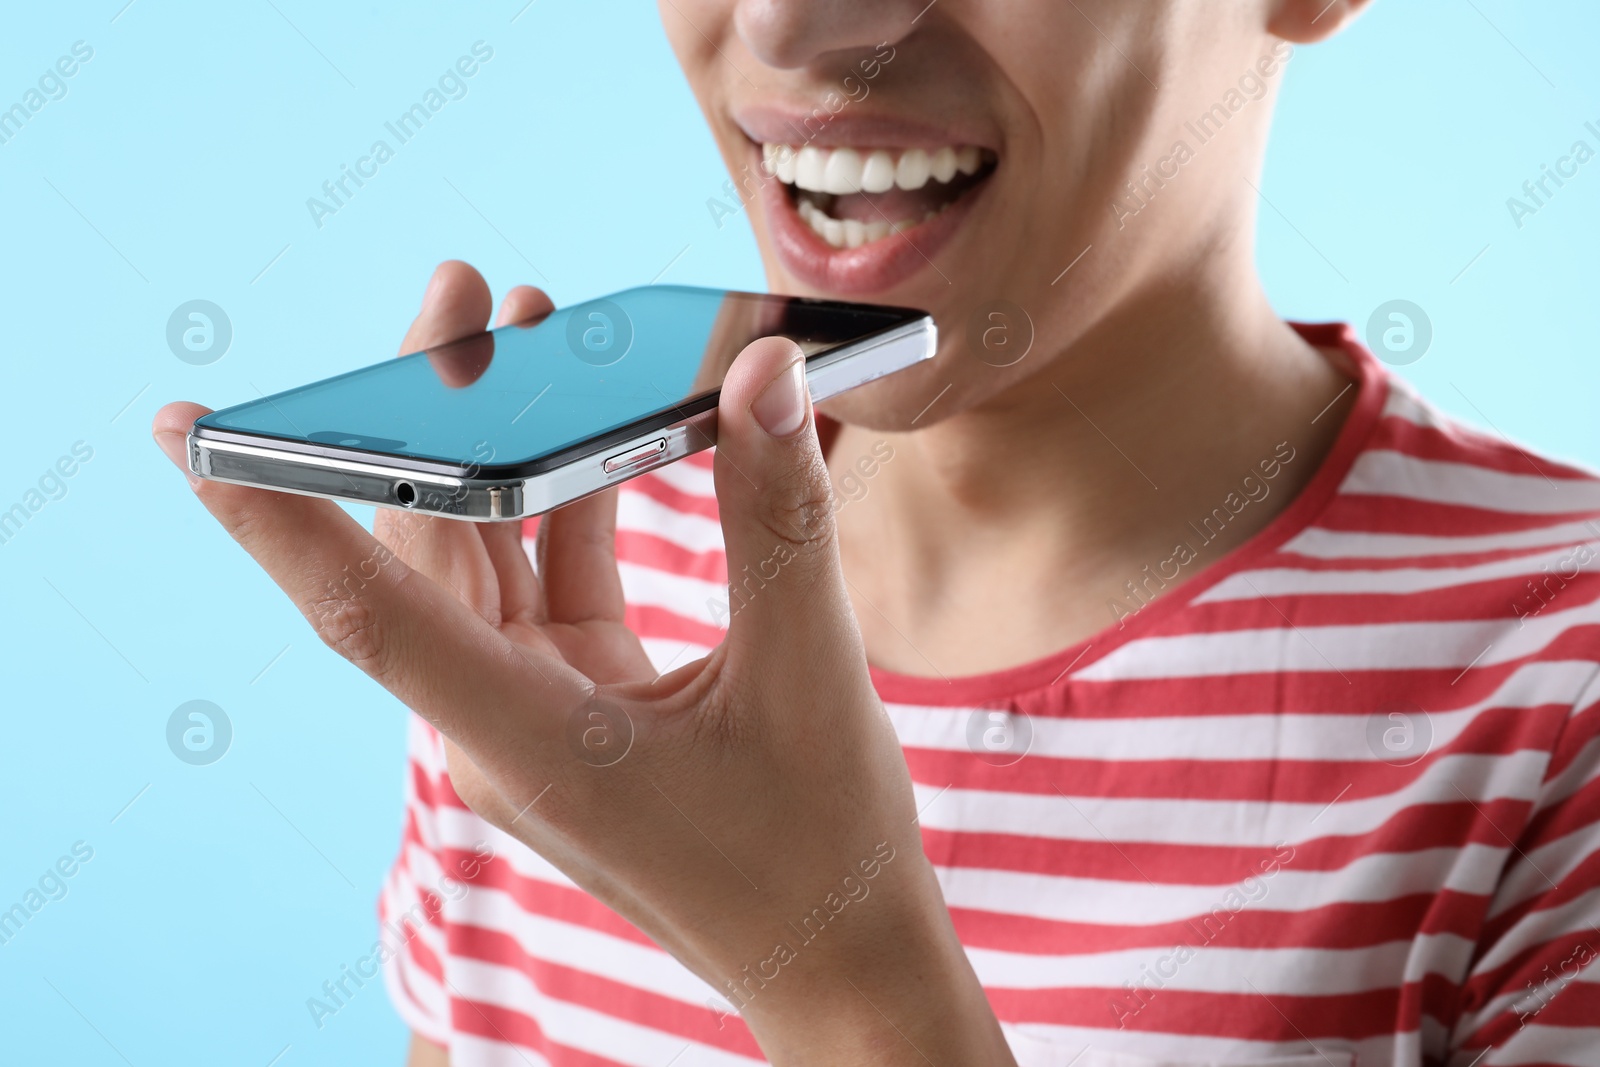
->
xmin=603 ymin=437 xmax=668 ymax=474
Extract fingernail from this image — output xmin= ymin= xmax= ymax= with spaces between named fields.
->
xmin=751 ymin=358 xmax=807 ymax=438
xmin=154 ymin=431 xmax=201 ymax=489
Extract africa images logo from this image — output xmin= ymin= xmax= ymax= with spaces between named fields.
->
xmin=166 ymin=700 xmax=232 ymax=766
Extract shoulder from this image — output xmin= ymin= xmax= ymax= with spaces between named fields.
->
xmin=1304 ymin=373 xmax=1600 ymax=575
xmin=1354 ymin=376 xmax=1600 ymax=521
xmin=1285 ymin=372 xmax=1600 ymax=692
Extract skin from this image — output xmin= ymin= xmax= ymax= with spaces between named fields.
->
xmin=153 ymin=0 xmax=1375 ymax=1063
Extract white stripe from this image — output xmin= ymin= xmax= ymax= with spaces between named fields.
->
xmin=1200 ymin=540 xmax=1600 ymax=600
xmin=397 ymin=838 xmax=455 ymax=914
xmin=617 ymin=488 xmax=724 ymax=555
xmin=886 ymin=660 xmax=1594 ymax=763
xmin=1077 ymin=598 xmax=1600 ymax=680
xmin=641 ymin=636 xmax=715 ymax=678
xmin=1379 ymin=380 xmax=1437 ymax=425
xmin=407 ymin=712 xmax=448 ymax=780
xmin=934 ymin=843 xmax=1509 ymax=926
xmin=618 ymin=559 xmax=728 ymax=628
xmin=1487 ymin=825 xmax=1600 ymax=922
xmin=1282 ymin=517 xmax=1600 ymax=561
xmin=1478 ymin=1021 xmax=1600 ymax=1066
xmin=1343 ymin=450 xmax=1600 ymax=515
xmin=910 ymin=748 xmax=1547 ymax=849
xmin=1476 ymin=884 xmax=1600 ymax=973
xmin=643 ymin=452 xmax=717 ymax=498
xmin=1007 ymin=1024 xmax=1389 ymax=1067
xmin=969 ymin=933 xmax=1475 ymax=997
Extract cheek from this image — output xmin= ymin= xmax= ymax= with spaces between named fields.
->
xmin=658 ymin=0 xmax=736 ymax=87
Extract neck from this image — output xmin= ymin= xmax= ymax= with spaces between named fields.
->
xmin=828 ymin=260 xmax=1358 ymax=678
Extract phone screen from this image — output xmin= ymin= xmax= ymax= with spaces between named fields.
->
xmin=197 ymin=286 xmax=912 ymax=471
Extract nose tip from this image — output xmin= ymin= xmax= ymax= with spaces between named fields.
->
xmin=734 ymin=0 xmax=921 ymax=70
xmin=733 ymin=0 xmax=806 ymax=69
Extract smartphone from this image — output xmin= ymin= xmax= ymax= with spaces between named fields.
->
xmin=187 ymin=285 xmax=934 ymax=521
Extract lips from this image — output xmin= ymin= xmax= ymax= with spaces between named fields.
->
xmin=736 ymin=114 xmax=999 ymax=294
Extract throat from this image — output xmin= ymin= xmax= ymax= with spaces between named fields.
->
xmin=825 ymin=329 xmax=1362 ymax=681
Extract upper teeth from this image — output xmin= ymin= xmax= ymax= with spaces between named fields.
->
xmin=762 ymin=143 xmax=985 ymax=194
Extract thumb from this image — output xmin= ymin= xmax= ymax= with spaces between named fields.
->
xmin=712 ymin=335 xmax=862 ymax=667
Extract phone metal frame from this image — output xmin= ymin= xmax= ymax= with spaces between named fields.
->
xmin=187 ymin=314 xmax=935 ymax=522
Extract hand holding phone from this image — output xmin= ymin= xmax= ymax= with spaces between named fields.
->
xmin=149 ymin=262 xmax=1012 ymax=1063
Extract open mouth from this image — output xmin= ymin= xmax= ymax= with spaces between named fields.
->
xmin=760 ymin=143 xmax=998 ymax=250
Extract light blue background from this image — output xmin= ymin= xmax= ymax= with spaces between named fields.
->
xmin=0 ymin=2 xmax=1595 ymax=1064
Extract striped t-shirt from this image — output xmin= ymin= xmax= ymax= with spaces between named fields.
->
xmin=379 ymin=323 xmax=1600 ymax=1066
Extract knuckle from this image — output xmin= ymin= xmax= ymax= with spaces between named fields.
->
xmin=441 ymin=745 xmax=513 ymax=825
xmin=755 ymin=454 xmax=836 ymax=553
xmin=450 ymin=769 xmax=496 ymax=816
xmin=305 ymin=592 xmax=391 ymax=676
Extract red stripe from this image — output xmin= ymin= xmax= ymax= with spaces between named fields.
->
xmin=1181 ymin=574 xmax=1600 ymax=627
xmin=1310 ymin=493 xmax=1600 ymax=537
xmin=984 ymin=974 xmax=1463 ymax=1039
xmin=1262 ymin=538 xmax=1579 ymax=572
xmin=624 ymin=602 xmax=725 ymax=649
xmin=616 ymin=528 xmax=727 ymax=584
xmin=950 ymin=891 xmax=1487 ymax=955
xmin=914 ymin=797 xmax=1534 ymax=881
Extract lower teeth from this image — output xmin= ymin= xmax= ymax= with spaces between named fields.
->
xmin=797 ymin=197 xmax=935 ymax=249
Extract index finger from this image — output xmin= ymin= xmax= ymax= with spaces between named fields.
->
xmin=399 ymin=260 xmax=493 ymax=355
